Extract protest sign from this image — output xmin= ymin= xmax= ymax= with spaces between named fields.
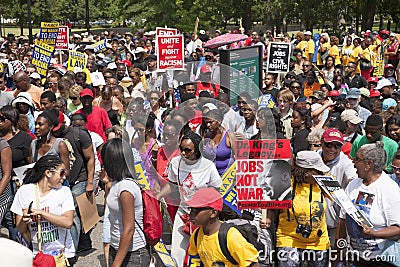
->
xmin=156 ymin=35 xmax=184 ymax=70
xmin=153 ymin=240 xmax=177 ymax=267
xmin=39 ymin=22 xmax=60 ymax=46
xmin=266 ymin=42 xmax=291 ymax=73
xmin=55 ymin=26 xmax=69 ymax=50
xmin=373 ymin=59 xmax=384 ymax=77
xmin=93 ymin=39 xmax=108 ymax=53
xmin=67 ymin=50 xmax=87 ymax=71
xmin=31 ymin=40 xmax=55 ymax=77
xmin=156 ymin=27 xmax=178 ymax=36
xmin=219 ymin=162 xmax=241 ymax=216
xmin=313 ymin=175 xmax=373 ymax=228
xmin=134 ymin=161 xmax=150 ymax=190
xmin=234 ymin=139 xmax=292 ymax=209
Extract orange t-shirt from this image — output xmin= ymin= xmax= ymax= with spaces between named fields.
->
xmin=303 ymin=82 xmax=321 ymax=97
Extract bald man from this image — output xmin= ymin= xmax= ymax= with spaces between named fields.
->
xmin=13 ymin=71 xmax=43 ymax=110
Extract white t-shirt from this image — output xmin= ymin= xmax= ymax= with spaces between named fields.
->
xmin=11 ymin=184 xmax=75 ymax=257
xmin=168 ymin=156 xmax=221 ymax=203
xmin=340 ymin=174 xmax=400 ymax=259
xmin=89 ymin=131 xmax=104 ymax=173
xmin=106 ymin=179 xmax=146 ymax=251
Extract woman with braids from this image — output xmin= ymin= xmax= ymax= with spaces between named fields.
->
xmin=10 ymin=155 xmax=76 ymax=265
xmin=156 ymin=131 xmax=221 ymax=267
xmin=336 ymin=142 xmax=400 ymax=267
xmin=28 ymin=109 xmax=70 ymax=178
xmin=263 ymin=151 xmax=330 ymax=267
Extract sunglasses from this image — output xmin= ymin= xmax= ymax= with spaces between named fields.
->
xmin=290 ymin=86 xmax=301 ymax=89
xmin=52 ymin=169 xmax=66 ymax=177
xmin=70 ymin=97 xmax=78 ymax=100
xmin=48 ymin=82 xmax=58 ymax=85
xmin=310 ymin=143 xmax=322 ymax=148
xmin=323 ymin=142 xmax=342 ymax=149
xmin=179 ymin=145 xmax=194 ymax=154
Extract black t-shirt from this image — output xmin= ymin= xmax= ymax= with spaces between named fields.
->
xmin=61 ymin=126 xmax=92 ymax=184
xmin=344 ymin=74 xmax=367 ymax=89
xmin=291 ymin=128 xmax=311 ymax=155
xmin=8 ymin=130 xmax=33 ymax=168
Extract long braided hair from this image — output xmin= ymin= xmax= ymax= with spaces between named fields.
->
xmin=24 ymin=155 xmax=63 ymax=184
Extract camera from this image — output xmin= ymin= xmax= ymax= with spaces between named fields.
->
xmin=296 ymin=223 xmax=312 ymax=238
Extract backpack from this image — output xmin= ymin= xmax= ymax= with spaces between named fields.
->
xmin=127 ymin=178 xmax=163 ymax=246
xmin=194 ymin=219 xmax=264 ymax=265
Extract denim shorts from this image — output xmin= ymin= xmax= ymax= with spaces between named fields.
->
xmin=109 ymin=246 xmax=150 ymax=267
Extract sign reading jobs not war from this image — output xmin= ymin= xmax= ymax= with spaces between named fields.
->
xmin=39 ymin=22 xmax=60 ymax=46
xmin=55 ymin=26 xmax=69 ymax=50
xmin=266 ymin=42 xmax=291 ymax=73
xmin=234 ymin=139 xmax=292 ymax=209
xmin=156 ymin=35 xmax=184 ymax=70
xmin=31 ymin=40 xmax=55 ymax=77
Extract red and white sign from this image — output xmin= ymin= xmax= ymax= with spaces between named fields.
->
xmin=55 ymin=26 xmax=69 ymax=50
xmin=156 ymin=35 xmax=184 ymax=70
xmin=156 ymin=27 xmax=178 ymax=36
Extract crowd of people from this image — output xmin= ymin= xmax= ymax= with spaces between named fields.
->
xmin=0 ymin=25 xmax=398 ymax=267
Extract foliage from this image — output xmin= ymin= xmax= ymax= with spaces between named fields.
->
xmin=0 ymin=0 xmax=398 ymax=34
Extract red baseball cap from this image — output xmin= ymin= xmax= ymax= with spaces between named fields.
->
xmin=200 ymin=64 xmax=212 ymax=73
xmin=369 ymin=89 xmax=381 ymax=97
xmin=385 ymin=64 xmax=395 ymax=69
xmin=322 ymin=128 xmax=344 ymax=144
xmin=53 ymin=111 xmax=65 ymax=132
xmin=328 ymin=90 xmax=340 ymax=97
xmin=185 ymin=188 xmax=223 ymax=211
xmin=80 ymin=88 xmax=94 ymax=98
xmin=367 ymin=77 xmax=378 ymax=83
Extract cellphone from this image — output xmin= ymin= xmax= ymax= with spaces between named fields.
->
xmin=28 ymin=201 xmax=33 ymax=214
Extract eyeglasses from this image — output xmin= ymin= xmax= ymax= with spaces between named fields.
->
xmin=179 ymin=145 xmax=194 ymax=154
xmin=48 ymin=82 xmax=58 ymax=85
xmin=303 ymin=64 xmax=311 ymax=67
xmin=290 ymin=86 xmax=301 ymax=89
xmin=323 ymin=142 xmax=342 ymax=149
xmin=70 ymin=96 xmax=78 ymax=100
xmin=51 ymin=169 xmax=66 ymax=177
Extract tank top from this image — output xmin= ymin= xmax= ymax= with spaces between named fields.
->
xmin=215 ymin=131 xmax=234 ymax=176
xmin=31 ymin=138 xmax=64 ymax=162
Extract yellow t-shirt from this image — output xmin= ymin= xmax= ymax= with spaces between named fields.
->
xmin=349 ymin=45 xmax=363 ymax=73
xmin=305 ymin=40 xmax=315 ymax=61
xmin=297 ymin=41 xmax=308 ymax=59
xmin=340 ymin=44 xmax=354 ymax=67
xmin=188 ymin=225 xmax=259 ymax=267
xmin=329 ymin=45 xmax=341 ymax=66
xmin=276 ymin=179 xmax=330 ymax=250
xmin=368 ymin=45 xmax=379 ymax=65
xmin=317 ymin=43 xmax=331 ymax=66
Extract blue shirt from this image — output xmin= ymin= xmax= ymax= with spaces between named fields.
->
xmin=389 ymin=173 xmax=400 ymax=188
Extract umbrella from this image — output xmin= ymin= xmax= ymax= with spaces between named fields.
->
xmin=203 ymin=33 xmax=249 ymax=48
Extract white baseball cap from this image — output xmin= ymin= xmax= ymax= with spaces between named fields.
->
xmin=305 ymin=31 xmax=312 ymax=36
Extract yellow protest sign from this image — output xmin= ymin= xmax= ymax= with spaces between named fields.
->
xmin=373 ymin=59 xmax=384 ymax=77
xmin=153 ymin=240 xmax=177 ymax=267
xmin=67 ymin=50 xmax=87 ymax=71
xmin=134 ymin=161 xmax=150 ymax=190
xmin=39 ymin=22 xmax=60 ymax=46
xmin=31 ymin=40 xmax=55 ymax=77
